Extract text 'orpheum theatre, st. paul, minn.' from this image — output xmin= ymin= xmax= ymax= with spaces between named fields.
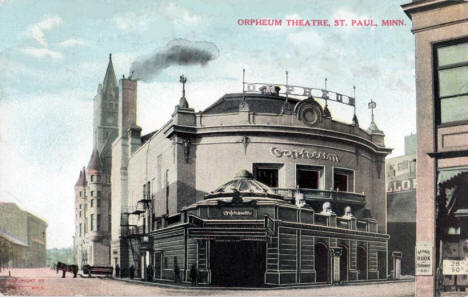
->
xmin=73 ymin=54 xmax=394 ymax=286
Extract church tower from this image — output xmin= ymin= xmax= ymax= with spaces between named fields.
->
xmin=93 ymin=54 xmax=119 ymax=173
xmin=74 ymin=54 xmax=119 ymax=268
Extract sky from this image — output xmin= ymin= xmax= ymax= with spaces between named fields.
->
xmin=0 ymin=0 xmax=415 ymax=249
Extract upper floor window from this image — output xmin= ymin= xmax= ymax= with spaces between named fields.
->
xmin=296 ymin=165 xmax=323 ymax=189
xmin=333 ymin=168 xmax=354 ymax=192
xmin=91 ymin=191 xmax=94 ymax=197
xmin=91 ymin=175 xmax=94 ymax=182
xmin=253 ymin=163 xmax=282 ymax=188
xmin=91 ymin=199 xmax=94 ymax=207
xmin=435 ymin=39 xmax=468 ymax=125
xmin=97 ymin=191 xmax=101 ymax=197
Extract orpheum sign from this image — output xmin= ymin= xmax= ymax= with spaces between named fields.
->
xmin=271 ymin=147 xmax=339 ymax=163
xmin=222 ymin=209 xmax=253 ymax=217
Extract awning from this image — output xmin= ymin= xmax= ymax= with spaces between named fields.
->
xmin=0 ymin=230 xmax=29 ymax=247
xmin=438 ymin=167 xmax=468 ymax=185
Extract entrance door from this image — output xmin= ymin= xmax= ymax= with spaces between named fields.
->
xmin=378 ymin=251 xmax=386 ymax=279
xmin=339 ymin=244 xmax=348 ymax=281
xmin=315 ymin=242 xmax=329 ymax=283
xmin=154 ymin=252 xmax=162 ymax=279
xmin=210 ymin=240 xmax=266 ymax=286
xmin=357 ymin=245 xmax=367 ymax=280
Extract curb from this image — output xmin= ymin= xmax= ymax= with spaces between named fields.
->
xmin=109 ymin=277 xmax=414 ymax=291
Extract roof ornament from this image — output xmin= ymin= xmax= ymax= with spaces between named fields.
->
xmin=367 ymin=99 xmax=383 ymax=133
xmin=178 ymin=75 xmax=189 ymax=108
xmin=352 ymin=85 xmax=359 ymax=127
xmin=280 ymin=70 xmax=292 ymax=114
xmin=239 ymin=68 xmax=249 ymax=111
xmin=323 ymin=78 xmax=331 ymax=118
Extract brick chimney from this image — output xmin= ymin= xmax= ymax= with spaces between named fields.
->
xmin=118 ymin=77 xmax=137 ymax=137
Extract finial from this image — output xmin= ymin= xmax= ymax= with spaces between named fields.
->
xmin=109 ymin=53 xmax=112 ymax=61
xmin=325 ymin=78 xmax=328 ymax=90
xmin=368 ymin=99 xmax=376 ymax=122
xmin=178 ymin=75 xmax=189 ymax=108
xmin=281 ymin=70 xmax=290 ymax=114
xmin=180 ymin=74 xmax=187 ymax=97
xmin=242 ymin=69 xmax=245 ymax=93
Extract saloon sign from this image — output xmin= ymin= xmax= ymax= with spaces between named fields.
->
xmin=386 ymin=178 xmax=416 ymax=193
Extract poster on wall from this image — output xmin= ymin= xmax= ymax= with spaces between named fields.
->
xmin=0 ymin=0 xmax=421 ymax=296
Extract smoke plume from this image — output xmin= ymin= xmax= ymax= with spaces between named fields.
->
xmin=130 ymin=38 xmax=220 ymax=82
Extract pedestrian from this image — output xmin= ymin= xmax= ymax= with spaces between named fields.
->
xmin=190 ymin=264 xmax=198 ymax=286
xmin=115 ymin=264 xmax=120 ymax=278
xmin=147 ymin=265 xmax=153 ymax=281
xmin=174 ymin=262 xmax=180 ymax=283
xmin=129 ymin=265 xmax=135 ymax=279
xmin=62 ymin=266 xmax=66 ymax=278
xmin=72 ymin=265 xmax=78 ymax=278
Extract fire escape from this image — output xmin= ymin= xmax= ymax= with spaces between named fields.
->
xmin=120 ymin=185 xmax=153 ymax=275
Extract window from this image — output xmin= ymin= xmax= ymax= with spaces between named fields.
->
xmin=79 ymin=223 xmax=82 ymax=236
xmin=97 ymin=199 xmax=101 ymax=208
xmin=435 ymin=39 xmax=468 ymax=124
xmin=91 ymin=199 xmax=94 ymax=207
xmin=253 ymin=164 xmax=282 ymax=187
xmin=91 ymin=191 xmax=94 ymax=197
xmin=79 ymin=204 xmax=82 ymax=209
xmin=296 ymin=165 xmax=323 ymax=189
xmin=97 ymin=214 xmax=101 ymax=231
xmin=79 ymin=211 xmax=82 ymax=218
xmin=97 ymin=175 xmax=101 ymax=182
xmin=333 ymin=168 xmax=354 ymax=192
xmin=97 ymin=191 xmax=101 ymax=197
xmin=90 ymin=214 xmax=94 ymax=231
xmin=397 ymin=161 xmax=409 ymax=171
xmin=91 ymin=175 xmax=94 ymax=182
xmin=79 ymin=191 xmax=82 ymax=197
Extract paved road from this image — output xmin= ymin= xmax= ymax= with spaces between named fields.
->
xmin=0 ymin=268 xmax=415 ymax=296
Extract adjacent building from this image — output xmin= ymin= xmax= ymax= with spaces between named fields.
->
xmin=0 ymin=202 xmax=47 ymax=268
xmin=111 ymin=75 xmax=392 ymax=285
xmin=402 ymin=1 xmax=468 ymax=295
xmin=386 ymin=134 xmax=417 ymax=276
xmin=73 ymin=54 xmax=118 ymax=268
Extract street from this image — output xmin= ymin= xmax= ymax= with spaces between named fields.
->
xmin=0 ymin=268 xmax=415 ymax=296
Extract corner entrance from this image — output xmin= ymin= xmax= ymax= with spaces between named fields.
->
xmin=210 ymin=240 xmax=266 ymax=286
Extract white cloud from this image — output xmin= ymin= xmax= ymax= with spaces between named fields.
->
xmin=113 ymin=12 xmax=151 ymax=31
xmin=29 ymin=16 xmax=62 ymax=46
xmin=287 ymin=30 xmax=324 ymax=48
xmin=59 ymin=38 xmax=86 ymax=47
xmin=21 ymin=47 xmax=63 ymax=59
xmin=0 ymin=0 xmax=8 ymax=6
xmin=164 ymin=3 xmax=201 ymax=25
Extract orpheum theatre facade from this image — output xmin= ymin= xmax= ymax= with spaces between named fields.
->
xmin=111 ymin=75 xmax=392 ymax=286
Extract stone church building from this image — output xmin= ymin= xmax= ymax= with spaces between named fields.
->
xmin=73 ymin=55 xmax=117 ymax=267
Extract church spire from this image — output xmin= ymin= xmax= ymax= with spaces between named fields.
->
xmin=102 ymin=53 xmax=118 ymax=94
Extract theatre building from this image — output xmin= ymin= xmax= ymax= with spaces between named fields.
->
xmin=111 ymin=76 xmax=392 ymax=286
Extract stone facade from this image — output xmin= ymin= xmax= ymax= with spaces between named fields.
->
xmin=111 ymin=76 xmax=392 ymax=285
xmin=0 ymin=202 xmax=47 ymax=268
